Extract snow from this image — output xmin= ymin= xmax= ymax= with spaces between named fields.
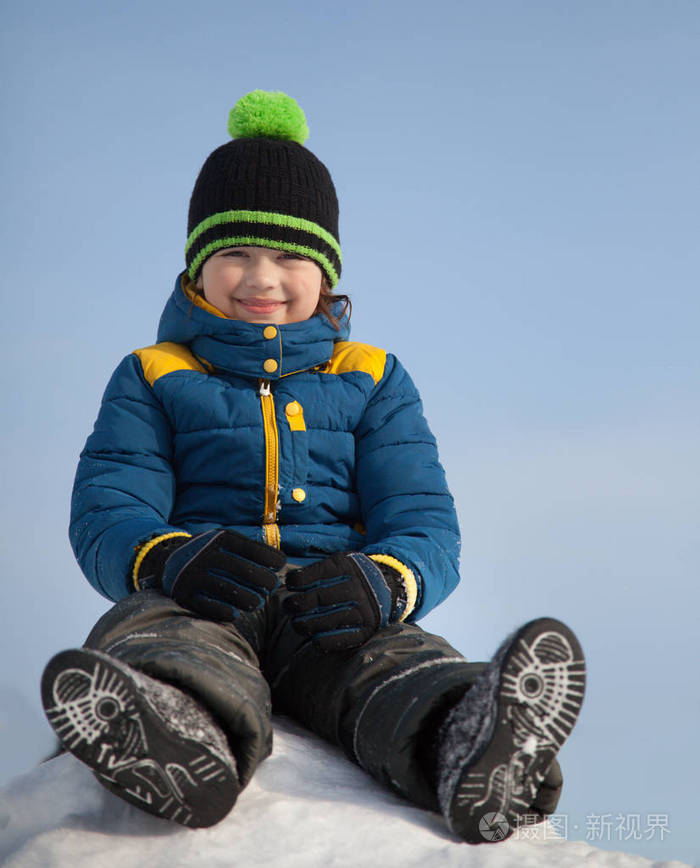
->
xmin=0 ymin=717 xmax=690 ymax=868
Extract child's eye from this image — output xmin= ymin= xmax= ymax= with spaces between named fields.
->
xmin=221 ymin=249 xmax=246 ymax=257
xmin=281 ymin=252 xmax=308 ymax=261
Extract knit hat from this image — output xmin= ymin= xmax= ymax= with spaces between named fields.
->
xmin=185 ymin=90 xmax=341 ymax=288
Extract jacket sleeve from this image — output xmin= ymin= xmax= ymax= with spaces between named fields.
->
xmin=69 ymin=353 xmax=185 ymax=601
xmin=356 ymin=354 xmax=461 ymax=620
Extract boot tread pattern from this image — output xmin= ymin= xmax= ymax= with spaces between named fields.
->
xmin=42 ymin=649 xmax=237 ymax=828
xmin=448 ymin=618 xmax=586 ymax=843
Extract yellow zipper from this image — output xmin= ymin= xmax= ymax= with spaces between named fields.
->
xmin=259 ymin=379 xmax=281 ymax=548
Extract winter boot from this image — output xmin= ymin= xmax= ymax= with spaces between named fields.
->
xmin=436 ymin=617 xmax=586 ymax=843
xmin=41 ymin=647 xmax=239 ymax=827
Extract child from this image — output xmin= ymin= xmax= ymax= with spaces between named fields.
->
xmin=42 ymin=90 xmax=585 ymax=843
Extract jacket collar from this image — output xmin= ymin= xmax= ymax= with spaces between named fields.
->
xmin=156 ymin=273 xmax=350 ymax=380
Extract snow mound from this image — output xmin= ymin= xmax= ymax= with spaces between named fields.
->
xmin=0 ymin=716 xmax=688 ymax=868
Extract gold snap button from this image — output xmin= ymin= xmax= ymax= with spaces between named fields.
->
xmin=263 ymin=326 xmax=277 ymax=339
xmin=263 ymin=358 xmax=278 ymax=374
xmin=286 ymin=401 xmax=300 ymax=415
xmin=292 ymin=488 xmax=306 ymax=503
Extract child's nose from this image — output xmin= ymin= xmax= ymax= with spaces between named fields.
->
xmin=244 ymin=255 xmax=278 ymax=289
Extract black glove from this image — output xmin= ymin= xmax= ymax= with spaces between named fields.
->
xmin=137 ymin=529 xmax=287 ymax=621
xmin=283 ymin=552 xmax=406 ymax=652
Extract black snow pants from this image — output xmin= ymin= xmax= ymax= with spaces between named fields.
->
xmin=84 ymin=587 xmax=487 ymax=811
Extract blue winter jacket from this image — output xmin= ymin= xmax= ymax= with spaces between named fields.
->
xmin=69 ymin=274 xmax=461 ymax=620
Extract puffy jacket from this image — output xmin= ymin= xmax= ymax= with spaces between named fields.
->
xmin=69 ymin=274 xmax=461 ymax=620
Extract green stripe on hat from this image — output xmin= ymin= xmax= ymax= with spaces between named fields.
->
xmin=186 ymin=210 xmax=341 ymax=263
xmin=187 ymin=236 xmax=340 ymax=288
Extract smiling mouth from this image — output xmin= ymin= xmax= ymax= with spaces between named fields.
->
xmin=237 ymin=299 xmax=285 ymax=310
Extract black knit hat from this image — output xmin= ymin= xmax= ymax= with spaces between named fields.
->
xmin=185 ymin=91 xmax=341 ymax=288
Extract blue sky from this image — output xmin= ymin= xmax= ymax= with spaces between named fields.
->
xmin=1 ymin=2 xmax=698 ymax=864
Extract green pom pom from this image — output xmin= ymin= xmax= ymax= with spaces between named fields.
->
xmin=228 ymin=90 xmax=309 ymax=144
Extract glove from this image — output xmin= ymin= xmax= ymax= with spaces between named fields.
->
xmin=136 ymin=529 xmax=287 ymax=621
xmin=283 ymin=552 xmax=406 ymax=652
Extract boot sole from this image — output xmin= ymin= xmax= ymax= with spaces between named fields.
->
xmin=41 ymin=648 xmax=238 ymax=827
xmin=446 ymin=618 xmax=586 ymax=843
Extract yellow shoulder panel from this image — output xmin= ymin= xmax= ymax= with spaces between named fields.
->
xmin=133 ymin=342 xmax=209 ymax=387
xmin=327 ymin=342 xmax=387 ymax=386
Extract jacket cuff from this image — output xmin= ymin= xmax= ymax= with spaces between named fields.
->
xmin=132 ymin=532 xmax=192 ymax=591
xmin=368 ymin=554 xmax=419 ymax=621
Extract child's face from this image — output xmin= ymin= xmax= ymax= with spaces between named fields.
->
xmin=196 ymin=246 xmax=323 ymax=324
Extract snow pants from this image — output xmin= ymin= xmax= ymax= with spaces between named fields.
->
xmin=84 ymin=587 xmax=488 ymax=811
